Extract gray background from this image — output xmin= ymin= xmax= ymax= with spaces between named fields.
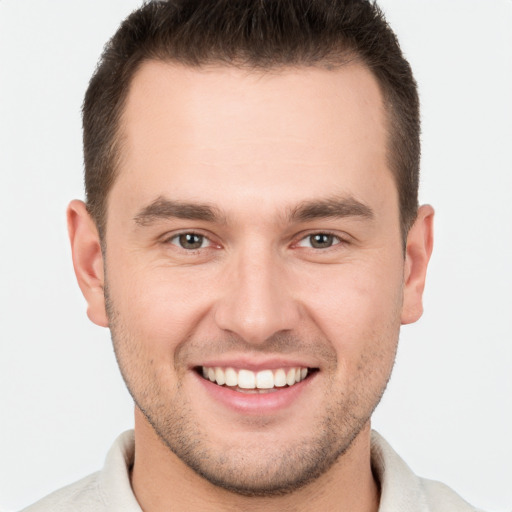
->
xmin=1 ymin=1 xmax=511 ymax=510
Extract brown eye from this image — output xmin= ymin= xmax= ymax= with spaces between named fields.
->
xmin=172 ymin=233 xmax=208 ymax=250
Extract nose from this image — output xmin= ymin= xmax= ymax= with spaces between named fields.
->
xmin=214 ymin=245 xmax=301 ymax=345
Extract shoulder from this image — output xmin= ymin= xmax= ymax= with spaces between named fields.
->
xmin=418 ymin=478 xmax=484 ymax=512
xmin=19 ymin=431 xmax=140 ymax=512
xmin=371 ymin=431 xmax=483 ymax=512
xmin=20 ymin=472 xmax=104 ymax=512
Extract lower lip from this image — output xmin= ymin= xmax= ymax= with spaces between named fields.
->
xmin=194 ymin=371 xmax=316 ymax=414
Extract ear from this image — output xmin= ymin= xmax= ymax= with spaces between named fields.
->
xmin=67 ymin=200 xmax=108 ymax=327
xmin=401 ymin=204 xmax=435 ymax=325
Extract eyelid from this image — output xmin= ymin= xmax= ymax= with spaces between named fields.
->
xmin=171 ymin=233 xmax=211 ymax=249
xmin=293 ymin=230 xmax=348 ymax=249
xmin=159 ymin=228 xmax=350 ymax=251
xmin=162 ymin=229 xmax=220 ymax=249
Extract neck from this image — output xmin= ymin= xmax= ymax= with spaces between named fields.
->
xmin=131 ymin=409 xmax=379 ymax=512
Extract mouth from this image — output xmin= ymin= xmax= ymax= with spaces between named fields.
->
xmin=196 ymin=366 xmax=318 ymax=394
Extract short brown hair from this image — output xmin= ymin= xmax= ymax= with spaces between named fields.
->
xmin=83 ymin=0 xmax=420 ymax=241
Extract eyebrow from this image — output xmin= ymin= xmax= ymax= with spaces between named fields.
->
xmin=288 ymin=196 xmax=374 ymax=223
xmin=133 ymin=197 xmax=225 ymax=226
xmin=134 ymin=194 xmax=374 ymax=227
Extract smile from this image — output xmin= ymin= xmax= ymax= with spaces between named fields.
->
xmin=199 ymin=366 xmax=313 ymax=392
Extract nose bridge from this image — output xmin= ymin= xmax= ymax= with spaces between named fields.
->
xmin=214 ymin=240 xmax=299 ymax=344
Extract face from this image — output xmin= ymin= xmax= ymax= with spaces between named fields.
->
xmin=70 ymin=61 xmax=432 ymax=496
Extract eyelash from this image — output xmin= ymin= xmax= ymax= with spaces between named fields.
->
xmin=166 ymin=232 xmax=213 ymax=251
xmin=164 ymin=231 xmax=346 ymax=252
xmin=295 ymin=232 xmax=344 ymax=250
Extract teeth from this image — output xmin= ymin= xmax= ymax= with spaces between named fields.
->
xmin=274 ymin=368 xmax=286 ymax=387
xmin=225 ymin=367 xmax=237 ymax=386
xmin=286 ymin=368 xmax=296 ymax=386
xmin=201 ymin=366 xmax=310 ymax=390
xmin=238 ymin=369 xmax=256 ymax=389
xmin=215 ymin=367 xmax=225 ymax=386
xmin=256 ymin=370 xmax=274 ymax=389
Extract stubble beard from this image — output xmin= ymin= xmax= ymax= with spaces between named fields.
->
xmin=134 ymin=378 xmax=379 ymax=497
xmin=105 ymin=289 xmax=399 ymax=497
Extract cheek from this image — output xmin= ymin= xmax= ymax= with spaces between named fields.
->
xmin=308 ymin=264 xmax=403 ymax=400
xmin=298 ymin=257 xmax=404 ymax=353
xmin=106 ymin=259 xmax=216 ymax=351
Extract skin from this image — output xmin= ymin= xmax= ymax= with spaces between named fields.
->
xmin=68 ymin=61 xmax=434 ymax=511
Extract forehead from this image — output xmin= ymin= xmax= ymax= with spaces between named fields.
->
xmin=112 ymin=60 xmax=392 ymax=220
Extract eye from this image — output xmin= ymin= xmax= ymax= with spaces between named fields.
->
xmin=297 ymin=233 xmax=341 ymax=249
xmin=169 ymin=233 xmax=211 ymax=250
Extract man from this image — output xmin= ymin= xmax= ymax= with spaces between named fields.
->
xmin=22 ymin=1 xmax=480 ymax=510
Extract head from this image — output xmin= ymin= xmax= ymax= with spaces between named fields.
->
xmin=69 ymin=0 xmax=433 ymax=500
xmin=83 ymin=0 xmax=420 ymax=243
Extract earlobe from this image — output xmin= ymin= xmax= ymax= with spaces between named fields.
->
xmin=67 ymin=200 xmax=109 ymax=327
xmin=401 ymin=204 xmax=435 ymax=325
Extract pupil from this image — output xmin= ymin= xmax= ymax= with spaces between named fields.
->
xmin=180 ymin=233 xmax=202 ymax=249
xmin=311 ymin=234 xmax=333 ymax=248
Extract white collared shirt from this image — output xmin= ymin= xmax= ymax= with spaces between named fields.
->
xmin=21 ymin=430 xmax=481 ymax=511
